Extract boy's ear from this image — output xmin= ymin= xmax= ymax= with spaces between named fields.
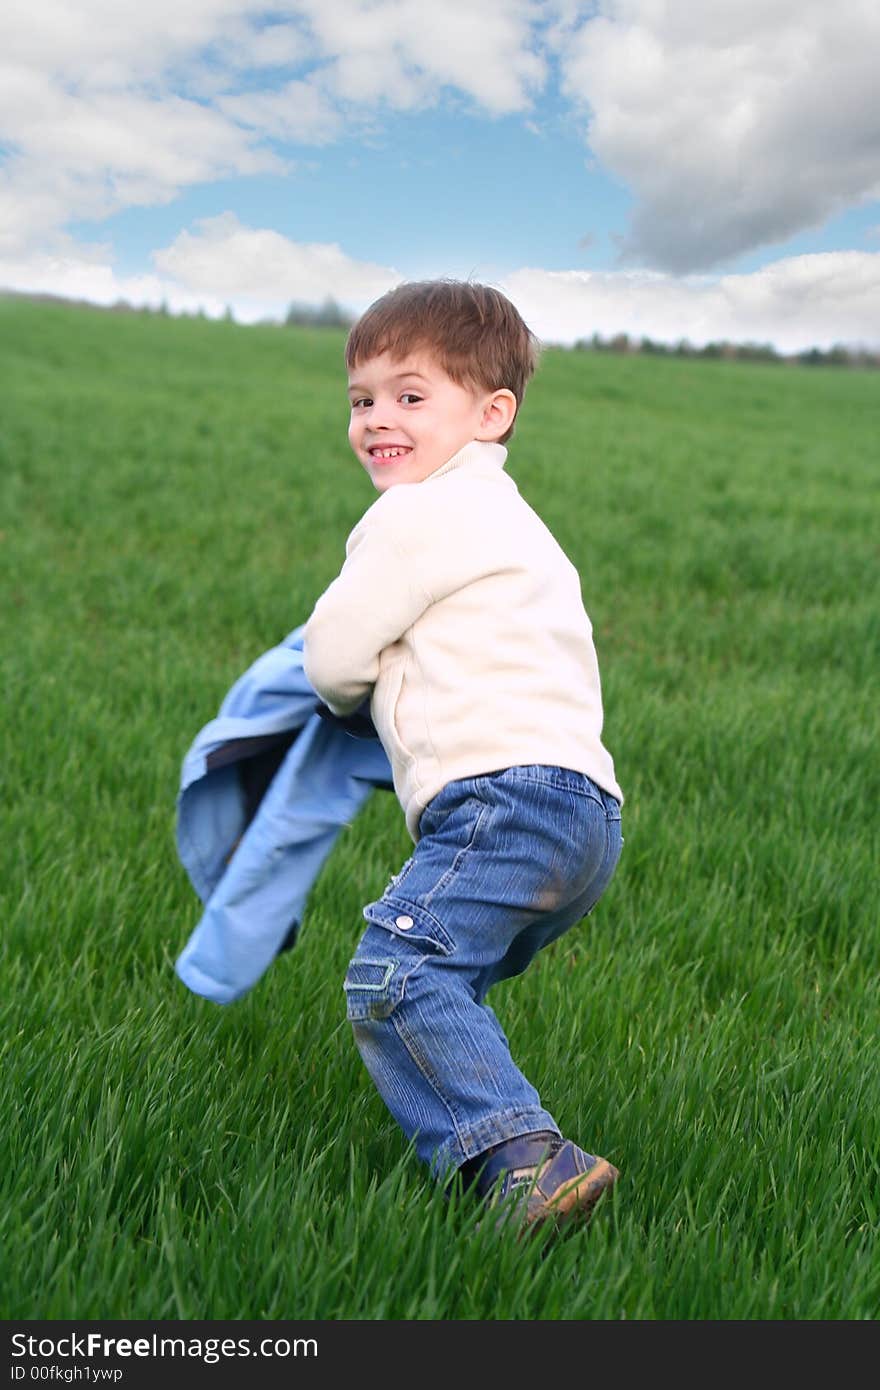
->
xmin=476 ymin=388 xmax=517 ymax=442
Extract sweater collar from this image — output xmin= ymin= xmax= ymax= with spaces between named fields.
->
xmin=424 ymin=440 xmax=508 ymax=483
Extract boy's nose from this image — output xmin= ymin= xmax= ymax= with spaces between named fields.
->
xmin=364 ymin=394 xmax=399 ymax=429
xmin=365 ymin=406 xmax=394 ymax=429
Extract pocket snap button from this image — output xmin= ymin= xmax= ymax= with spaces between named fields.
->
xmin=395 ymin=915 xmax=414 ymax=930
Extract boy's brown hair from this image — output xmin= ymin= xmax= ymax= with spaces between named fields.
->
xmin=345 ymin=279 xmax=540 ymax=443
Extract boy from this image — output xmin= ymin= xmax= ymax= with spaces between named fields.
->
xmin=303 ymin=280 xmax=623 ymax=1232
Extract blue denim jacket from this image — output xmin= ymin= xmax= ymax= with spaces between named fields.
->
xmin=175 ymin=624 xmax=393 ymax=1004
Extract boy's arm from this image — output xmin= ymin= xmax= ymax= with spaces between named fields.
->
xmin=303 ymin=512 xmax=433 ymax=717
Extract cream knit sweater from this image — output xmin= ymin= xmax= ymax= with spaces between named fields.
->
xmin=302 ymin=440 xmax=622 ymax=843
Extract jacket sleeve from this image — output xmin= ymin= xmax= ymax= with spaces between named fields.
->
xmin=302 ymin=511 xmax=434 ymax=717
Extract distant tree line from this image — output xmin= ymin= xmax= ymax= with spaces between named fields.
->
xmin=284 ymin=296 xmax=353 ymax=328
xmin=149 ymin=296 xmax=354 ymax=328
xmin=3 ymin=289 xmax=876 ymax=365
xmin=572 ymin=330 xmax=880 ymax=369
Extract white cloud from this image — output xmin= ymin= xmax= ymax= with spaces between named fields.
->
xmin=502 ymin=252 xmax=880 ymax=352
xmin=300 ymin=0 xmax=544 ymax=114
xmin=152 ymin=212 xmax=402 ymax=319
xmin=0 ymin=14 xmax=283 ymax=256
xmin=558 ymin=0 xmax=880 ymax=270
xmin=0 ymin=1 xmax=544 ymax=256
xmin=0 ymin=0 xmax=266 ymax=79
xmin=0 ymin=100 xmax=281 ymax=258
xmin=213 ymin=20 xmax=315 ymax=72
xmin=217 ymin=79 xmax=344 ymax=144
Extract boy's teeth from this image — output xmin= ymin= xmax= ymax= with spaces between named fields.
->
xmin=374 ymin=447 xmax=409 ymax=458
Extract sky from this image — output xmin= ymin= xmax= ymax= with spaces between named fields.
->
xmin=2 ymin=0 xmax=879 ymax=351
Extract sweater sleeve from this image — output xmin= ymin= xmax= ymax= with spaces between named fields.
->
xmin=302 ymin=508 xmax=434 ymax=717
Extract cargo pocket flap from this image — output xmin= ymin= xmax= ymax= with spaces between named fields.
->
xmin=344 ymin=959 xmax=395 ymax=992
xmin=361 ymin=897 xmax=454 ymax=956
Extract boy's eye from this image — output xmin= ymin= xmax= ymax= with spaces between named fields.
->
xmin=400 ymin=393 xmax=422 ymax=405
xmin=351 ymin=397 xmax=372 ymax=409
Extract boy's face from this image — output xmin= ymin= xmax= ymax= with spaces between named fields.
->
xmin=346 ymin=350 xmax=516 ymax=492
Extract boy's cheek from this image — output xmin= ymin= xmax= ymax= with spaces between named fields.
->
xmin=347 ymin=421 xmax=362 ymax=453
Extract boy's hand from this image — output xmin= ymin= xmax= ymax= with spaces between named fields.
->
xmin=313 ymin=698 xmax=379 ymax=740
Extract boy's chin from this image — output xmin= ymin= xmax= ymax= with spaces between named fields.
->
xmin=368 ymin=468 xmax=395 ymax=490
xmin=365 ymin=461 xmax=412 ymax=489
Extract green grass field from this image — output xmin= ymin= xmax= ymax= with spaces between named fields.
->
xmin=2 ymin=296 xmax=879 ymax=1319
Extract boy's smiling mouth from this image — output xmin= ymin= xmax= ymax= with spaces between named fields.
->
xmin=369 ymin=445 xmax=413 ymax=461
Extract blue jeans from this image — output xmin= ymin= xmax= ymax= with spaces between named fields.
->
xmin=343 ymin=764 xmax=622 ymax=1179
